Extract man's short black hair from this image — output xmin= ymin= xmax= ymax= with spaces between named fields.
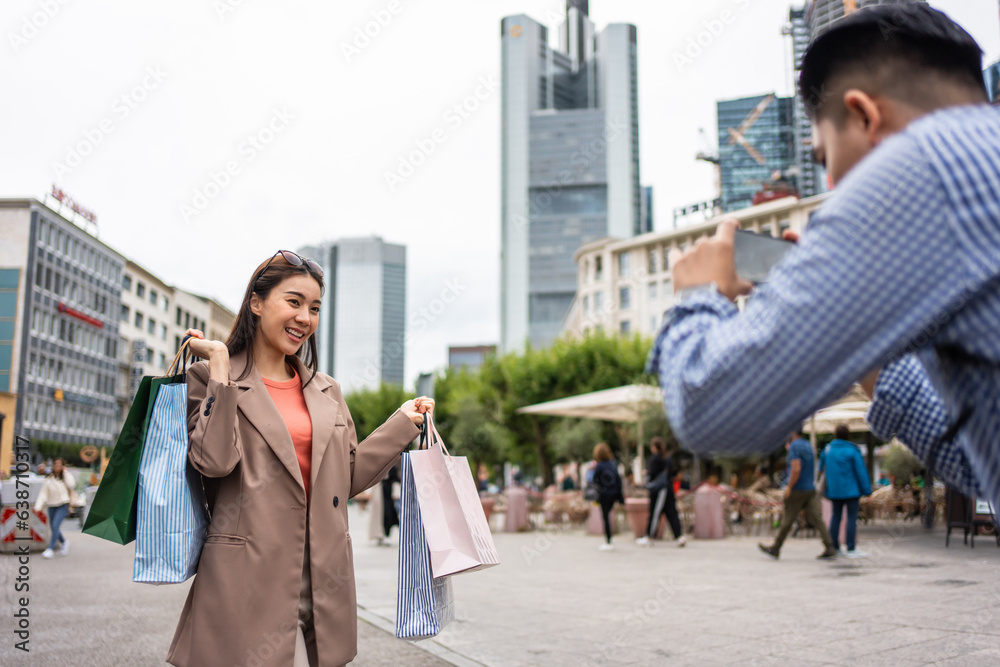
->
xmin=800 ymin=4 xmax=985 ymax=120
xmin=834 ymin=424 xmax=851 ymax=441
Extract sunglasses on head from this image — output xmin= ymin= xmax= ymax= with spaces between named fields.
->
xmin=252 ymin=250 xmax=324 ymax=291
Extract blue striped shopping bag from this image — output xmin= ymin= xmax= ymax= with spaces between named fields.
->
xmin=133 ymin=346 xmax=209 ymax=584
xmin=396 ymin=451 xmax=455 ymax=640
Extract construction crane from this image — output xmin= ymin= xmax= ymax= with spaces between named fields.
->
xmin=726 ymin=94 xmax=775 ymax=165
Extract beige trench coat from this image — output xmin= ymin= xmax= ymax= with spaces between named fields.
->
xmin=167 ymin=352 xmax=419 ymax=667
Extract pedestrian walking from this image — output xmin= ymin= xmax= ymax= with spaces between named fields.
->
xmin=819 ymin=424 xmax=873 ymax=558
xmin=33 ymin=457 xmax=76 ymax=558
xmin=759 ymin=432 xmax=838 ymax=560
xmin=591 ymin=443 xmax=624 ymax=551
xmin=636 ymin=437 xmax=686 ymax=547
xmin=167 ymin=250 xmax=433 ymax=667
xmin=646 ymin=3 xmax=1000 ymax=520
xmin=381 ymin=463 xmax=401 ymax=542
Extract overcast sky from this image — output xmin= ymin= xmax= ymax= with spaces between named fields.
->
xmin=3 ymin=0 xmax=997 ymax=388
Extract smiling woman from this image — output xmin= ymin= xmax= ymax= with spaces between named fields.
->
xmin=167 ymin=251 xmax=434 ymax=667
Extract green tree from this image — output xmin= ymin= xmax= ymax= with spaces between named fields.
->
xmin=474 ymin=331 xmax=654 ymax=486
xmin=343 ymin=383 xmax=411 ymax=441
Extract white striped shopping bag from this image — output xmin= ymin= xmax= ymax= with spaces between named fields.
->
xmin=133 ymin=378 xmax=209 ymax=584
xmin=396 ymin=452 xmax=455 ymax=640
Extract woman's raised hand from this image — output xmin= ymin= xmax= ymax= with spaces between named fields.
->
xmin=183 ymin=329 xmax=228 ymax=360
xmin=401 ymin=397 xmax=435 ymax=426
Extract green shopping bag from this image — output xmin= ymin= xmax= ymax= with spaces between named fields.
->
xmin=83 ymin=339 xmax=193 ymax=544
xmin=82 ymin=376 xmax=155 ymax=543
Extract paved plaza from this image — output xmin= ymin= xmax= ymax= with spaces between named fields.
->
xmin=2 ymin=505 xmax=1000 ymax=666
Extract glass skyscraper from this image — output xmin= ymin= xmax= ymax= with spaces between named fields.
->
xmin=298 ymin=237 xmax=406 ymax=394
xmin=717 ymin=94 xmax=796 ymax=213
xmin=501 ymin=1 xmax=642 ymax=352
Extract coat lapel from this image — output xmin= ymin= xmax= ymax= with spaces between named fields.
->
xmin=231 ymin=352 xmax=305 ymax=494
xmin=292 ymin=357 xmax=339 ymax=494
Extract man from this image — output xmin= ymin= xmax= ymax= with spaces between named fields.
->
xmin=819 ymin=424 xmax=873 ymax=558
xmin=647 ymin=5 xmax=999 ymax=515
xmin=636 ymin=437 xmax=686 ymax=547
xmin=759 ymin=432 xmax=837 ymax=560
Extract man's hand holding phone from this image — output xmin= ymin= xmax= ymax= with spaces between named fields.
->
xmin=670 ymin=219 xmax=754 ymax=302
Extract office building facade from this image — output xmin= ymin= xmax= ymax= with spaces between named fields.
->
xmin=299 ymin=237 xmax=406 ymax=394
xmin=0 ymin=199 xmax=125 ymax=466
xmin=564 ymin=195 xmax=829 ymax=340
xmin=806 ymin=0 xmax=926 ymax=41
xmin=448 ymin=345 xmax=497 ymax=370
xmin=718 ymin=94 xmax=797 ymax=213
xmin=501 ymin=1 xmax=643 ymax=351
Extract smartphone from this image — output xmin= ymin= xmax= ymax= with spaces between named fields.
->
xmin=733 ymin=230 xmax=796 ymax=284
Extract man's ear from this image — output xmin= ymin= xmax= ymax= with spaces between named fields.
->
xmin=842 ymin=89 xmax=883 ymax=144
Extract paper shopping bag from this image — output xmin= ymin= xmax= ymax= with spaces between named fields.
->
xmin=396 ymin=452 xmax=455 ymax=640
xmin=82 ymin=375 xmax=156 ymax=544
xmin=408 ymin=417 xmax=500 ymax=578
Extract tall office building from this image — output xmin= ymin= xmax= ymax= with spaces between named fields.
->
xmin=717 ymin=94 xmax=797 ymax=213
xmin=0 ymin=198 xmax=125 ymax=467
xmin=786 ymin=7 xmax=824 ymax=201
xmin=807 ymin=0 xmax=926 ymax=41
xmin=501 ymin=1 xmax=642 ymax=352
xmin=298 ymin=237 xmax=405 ymax=394
xmin=985 ymin=58 xmax=1000 ymax=103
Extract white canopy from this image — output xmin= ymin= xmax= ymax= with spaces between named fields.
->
xmin=516 ymin=384 xmax=662 ymax=423
xmin=802 ymin=391 xmax=871 ymax=436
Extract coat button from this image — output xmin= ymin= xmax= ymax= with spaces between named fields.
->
xmin=333 ymin=496 xmax=339 ymax=508
xmin=203 ymin=409 xmax=210 ymax=416
xmin=208 ymin=397 xmax=215 ymax=404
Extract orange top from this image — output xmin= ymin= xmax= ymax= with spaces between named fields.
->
xmin=263 ymin=369 xmax=313 ymax=499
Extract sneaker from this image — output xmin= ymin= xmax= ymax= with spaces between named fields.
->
xmin=635 ymin=536 xmax=650 ymax=546
xmin=817 ymin=547 xmax=838 ymax=560
xmin=598 ymin=542 xmax=615 ymax=551
xmin=677 ymin=536 xmax=687 ymax=548
xmin=59 ymin=540 xmax=69 ymax=556
xmin=758 ymin=543 xmax=779 ymax=559
xmin=41 ymin=548 xmax=54 ymax=559
xmin=844 ymin=549 xmax=867 ymax=559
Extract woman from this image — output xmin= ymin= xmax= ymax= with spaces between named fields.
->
xmin=33 ymin=457 xmax=75 ymax=558
xmin=819 ymin=424 xmax=873 ymax=558
xmin=636 ymin=438 xmax=686 ymax=548
xmin=167 ymin=250 xmax=432 ymax=667
xmin=592 ymin=443 xmax=624 ymax=551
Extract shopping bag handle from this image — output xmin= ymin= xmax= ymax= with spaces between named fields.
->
xmin=417 ymin=413 xmax=450 ymax=457
xmin=165 ymin=335 xmax=194 ymax=380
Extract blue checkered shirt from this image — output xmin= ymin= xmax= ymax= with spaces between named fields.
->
xmin=648 ymin=104 xmax=1000 ymax=509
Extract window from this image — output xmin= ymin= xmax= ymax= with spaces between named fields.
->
xmin=648 ymin=282 xmax=657 ymax=300
xmin=594 ymin=256 xmax=603 ymax=281
xmin=647 ymin=249 xmax=657 ymax=273
xmin=619 ymin=286 xmax=631 ymax=309
xmin=175 ymin=307 xmax=182 ymax=326
xmin=160 ymin=324 xmax=167 ymax=341
xmin=35 ymin=263 xmax=43 ymax=287
xmin=620 ymin=320 xmax=631 ymax=334
xmin=184 ymin=312 xmax=191 ymax=329
xmin=54 ymin=272 xmax=61 ymax=296
xmin=583 ymin=295 xmax=590 ymax=313
xmin=123 ymin=274 xmax=132 ymax=290
xmin=594 ymin=291 xmax=603 ymax=312
xmin=618 ymin=253 xmax=630 ymax=278
xmin=136 ymin=282 xmax=145 ymax=298
xmin=663 ymin=247 xmax=671 ymax=271
xmin=135 ymin=311 xmax=143 ymax=328
xmin=584 ymin=259 xmax=590 ymax=283
xmin=120 ymin=305 xmax=130 ymax=323
xmin=150 ymin=289 xmax=157 ymax=305
xmin=161 ymin=295 xmax=169 ymax=312
xmin=145 ymin=348 xmax=153 ymax=364
xmin=147 ymin=317 xmax=156 ymax=335
xmin=159 ymin=352 xmax=167 ymax=370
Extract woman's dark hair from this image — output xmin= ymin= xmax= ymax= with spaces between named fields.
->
xmin=649 ymin=436 xmax=665 ymax=455
xmin=226 ymin=254 xmax=325 ymax=388
xmin=834 ymin=424 xmax=851 ymax=441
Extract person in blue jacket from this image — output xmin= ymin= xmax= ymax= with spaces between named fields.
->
xmin=820 ymin=424 xmax=873 ymax=558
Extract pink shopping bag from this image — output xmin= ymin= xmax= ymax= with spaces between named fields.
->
xmin=408 ymin=416 xmax=500 ymax=578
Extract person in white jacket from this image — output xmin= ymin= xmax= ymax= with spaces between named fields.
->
xmin=33 ymin=458 xmax=76 ymax=558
